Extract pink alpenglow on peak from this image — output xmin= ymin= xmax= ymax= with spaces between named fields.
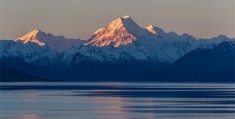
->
xmin=16 ymin=29 xmax=85 ymax=51
xmin=86 ymin=16 xmax=151 ymax=48
xmin=16 ymin=29 xmax=46 ymax=46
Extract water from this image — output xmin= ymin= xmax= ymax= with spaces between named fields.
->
xmin=0 ymin=82 xmax=234 ymax=119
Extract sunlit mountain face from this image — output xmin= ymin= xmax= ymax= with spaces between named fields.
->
xmin=16 ymin=29 xmax=85 ymax=52
xmin=85 ymin=16 xmax=150 ymax=47
xmin=0 ymin=16 xmax=234 ymax=82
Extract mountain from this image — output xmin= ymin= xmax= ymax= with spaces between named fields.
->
xmin=0 ymin=61 xmax=46 ymax=82
xmin=0 ymin=40 xmax=56 ymax=64
xmin=142 ymin=41 xmax=235 ymax=82
xmin=16 ymin=29 xmax=85 ymax=51
xmin=0 ymin=16 xmax=234 ymax=82
xmin=170 ymin=41 xmax=235 ymax=82
xmin=85 ymin=16 xmax=150 ymax=47
xmin=70 ymin=16 xmax=231 ymax=64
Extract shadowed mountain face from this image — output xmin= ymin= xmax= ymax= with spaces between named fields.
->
xmin=170 ymin=41 xmax=235 ymax=82
xmin=0 ymin=16 xmax=234 ymax=82
xmin=142 ymin=41 xmax=235 ymax=82
xmin=0 ymin=61 xmax=45 ymax=82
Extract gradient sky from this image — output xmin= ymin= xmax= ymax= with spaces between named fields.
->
xmin=1 ymin=0 xmax=235 ymax=40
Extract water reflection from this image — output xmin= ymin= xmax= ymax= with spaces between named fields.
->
xmin=0 ymin=82 xmax=235 ymax=119
xmin=20 ymin=114 xmax=39 ymax=119
xmin=94 ymin=96 xmax=126 ymax=113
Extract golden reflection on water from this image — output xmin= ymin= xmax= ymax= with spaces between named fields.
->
xmin=94 ymin=96 xmax=125 ymax=113
xmin=92 ymin=96 xmax=127 ymax=119
xmin=20 ymin=114 xmax=39 ymax=119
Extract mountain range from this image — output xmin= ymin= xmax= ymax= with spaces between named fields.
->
xmin=0 ymin=16 xmax=234 ymax=82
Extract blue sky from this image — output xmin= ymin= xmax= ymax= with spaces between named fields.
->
xmin=1 ymin=0 xmax=235 ymax=39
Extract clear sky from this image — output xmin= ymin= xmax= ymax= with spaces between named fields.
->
xmin=1 ymin=0 xmax=235 ymax=40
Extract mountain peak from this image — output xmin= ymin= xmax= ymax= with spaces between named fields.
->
xmin=32 ymin=28 xmax=42 ymax=33
xmin=16 ymin=29 xmax=47 ymax=46
xmin=107 ymin=16 xmax=150 ymax=36
xmin=15 ymin=29 xmax=85 ymax=51
xmin=27 ymin=29 xmax=46 ymax=37
xmin=108 ymin=16 xmax=135 ymax=30
xmin=86 ymin=16 xmax=150 ymax=47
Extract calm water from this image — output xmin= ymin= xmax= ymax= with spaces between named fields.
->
xmin=0 ymin=82 xmax=235 ymax=119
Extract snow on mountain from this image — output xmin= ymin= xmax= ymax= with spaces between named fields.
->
xmin=80 ymin=16 xmax=200 ymax=63
xmin=85 ymin=16 xmax=150 ymax=47
xmin=16 ymin=29 xmax=85 ymax=51
xmin=0 ymin=40 xmax=56 ymax=64
xmin=65 ymin=16 xmax=234 ymax=64
xmin=146 ymin=25 xmax=158 ymax=35
xmin=1 ymin=16 xmax=234 ymax=66
xmin=16 ymin=29 xmax=47 ymax=46
xmin=1 ymin=16 xmax=234 ymax=82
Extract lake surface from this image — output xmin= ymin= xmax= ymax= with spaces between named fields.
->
xmin=0 ymin=82 xmax=234 ymax=119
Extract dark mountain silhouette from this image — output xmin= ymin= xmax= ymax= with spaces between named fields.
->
xmin=142 ymin=41 xmax=235 ymax=82
xmin=0 ymin=62 xmax=45 ymax=82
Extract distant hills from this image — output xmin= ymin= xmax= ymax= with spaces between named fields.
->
xmin=0 ymin=16 xmax=234 ymax=82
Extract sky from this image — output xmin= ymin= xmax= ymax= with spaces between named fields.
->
xmin=1 ymin=0 xmax=235 ymax=40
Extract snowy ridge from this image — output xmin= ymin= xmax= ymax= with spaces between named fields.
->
xmin=82 ymin=16 xmax=232 ymax=63
xmin=16 ymin=29 xmax=46 ymax=46
xmin=1 ymin=16 xmax=234 ymax=65
xmin=0 ymin=40 xmax=56 ymax=64
xmin=16 ymin=29 xmax=85 ymax=51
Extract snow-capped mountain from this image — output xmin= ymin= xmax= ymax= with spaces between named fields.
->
xmin=1 ymin=16 xmax=234 ymax=81
xmin=85 ymin=16 xmax=151 ymax=47
xmin=0 ymin=40 xmax=56 ymax=65
xmin=71 ymin=16 xmax=231 ymax=64
xmin=16 ymin=29 xmax=85 ymax=51
xmin=1 ymin=16 xmax=234 ymax=65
